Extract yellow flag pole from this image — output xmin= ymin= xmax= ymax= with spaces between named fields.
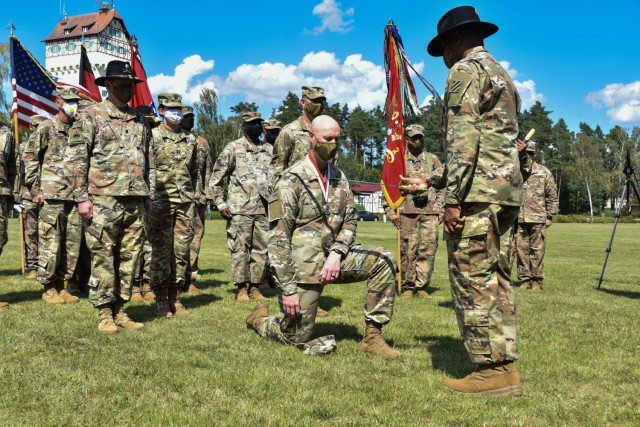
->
xmin=13 ymin=115 xmax=26 ymax=274
xmin=396 ymin=207 xmax=401 ymax=293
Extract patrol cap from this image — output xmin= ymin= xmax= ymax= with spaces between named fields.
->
xmin=29 ymin=115 xmax=46 ymax=127
xmin=77 ymin=99 xmax=95 ymax=113
xmin=157 ymin=93 xmax=183 ymax=109
xmin=263 ymin=118 xmax=282 ymax=130
xmin=405 ymin=124 xmax=425 ymax=138
xmin=301 ymin=85 xmax=326 ymax=101
xmin=55 ymin=86 xmax=82 ymax=102
xmin=182 ymin=106 xmax=194 ymax=116
xmin=526 ymin=140 xmax=537 ymax=153
xmin=241 ymin=111 xmax=263 ymax=123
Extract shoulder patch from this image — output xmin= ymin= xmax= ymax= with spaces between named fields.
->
xmin=449 ymin=80 xmax=463 ymax=93
xmin=268 ymin=197 xmax=283 ymax=222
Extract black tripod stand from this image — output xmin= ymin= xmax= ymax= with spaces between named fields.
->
xmin=597 ymin=148 xmax=640 ymax=289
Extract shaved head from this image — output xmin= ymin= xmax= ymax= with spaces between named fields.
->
xmin=311 ymin=115 xmax=340 ymax=134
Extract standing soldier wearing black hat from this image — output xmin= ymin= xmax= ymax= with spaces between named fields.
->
xmin=68 ymin=60 xmax=152 ymax=332
xmin=402 ymin=6 xmax=524 ymax=395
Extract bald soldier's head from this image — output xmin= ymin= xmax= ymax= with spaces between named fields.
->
xmin=310 ymin=115 xmax=340 ymax=167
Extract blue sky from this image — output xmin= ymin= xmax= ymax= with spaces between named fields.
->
xmin=5 ymin=0 xmax=640 ymax=133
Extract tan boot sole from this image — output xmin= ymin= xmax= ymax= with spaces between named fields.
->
xmin=473 ymin=384 xmax=523 ymax=397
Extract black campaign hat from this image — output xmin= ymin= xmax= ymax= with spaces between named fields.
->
xmin=427 ymin=6 xmax=498 ymax=57
xmin=95 ymin=60 xmax=144 ymax=86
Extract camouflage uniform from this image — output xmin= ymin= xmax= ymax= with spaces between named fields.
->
xmin=210 ymin=130 xmax=272 ymax=288
xmin=24 ymin=114 xmax=83 ymax=287
xmin=0 ymin=125 xmax=16 ymax=257
xmin=383 ymin=148 xmax=444 ymax=293
xmin=68 ymin=99 xmax=153 ymax=307
xmin=147 ymin=119 xmax=198 ymax=291
xmin=516 ymin=157 xmax=558 ymax=285
xmin=254 ymin=156 xmax=397 ymax=349
xmin=428 ymin=46 xmax=523 ymax=365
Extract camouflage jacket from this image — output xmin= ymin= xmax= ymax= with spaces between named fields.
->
xmin=383 ymin=150 xmax=444 ymax=216
xmin=24 ymin=116 xmax=75 ymax=201
xmin=194 ymin=135 xmax=212 ymax=205
xmin=429 ymin=46 xmax=523 ymax=207
xmin=150 ymin=125 xmax=198 ymax=203
xmin=270 ymin=116 xmax=311 ymax=185
xmin=209 ymin=135 xmax=272 ymax=214
xmin=269 ymin=156 xmax=357 ymax=295
xmin=0 ymin=126 xmax=16 ymax=200
xmin=518 ymin=161 xmax=559 ymax=223
xmin=67 ymin=100 xmax=154 ymax=202
xmin=15 ymin=147 xmax=30 ymax=202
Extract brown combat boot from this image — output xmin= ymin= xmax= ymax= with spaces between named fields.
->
xmin=186 ymin=282 xmax=201 ymax=293
xmin=25 ymin=270 xmax=38 ymax=280
xmin=130 ymin=285 xmax=144 ymax=303
xmin=520 ymin=280 xmax=531 ymax=290
xmin=155 ymin=287 xmax=173 ymax=318
xmin=0 ymin=301 xmax=9 ymax=309
xmin=531 ymin=280 xmax=542 ymax=291
xmin=97 ymin=304 xmax=118 ymax=333
xmin=236 ymin=285 xmax=249 ymax=302
xmin=112 ymin=299 xmax=144 ymax=330
xmin=415 ymin=289 xmax=431 ymax=299
xmin=360 ymin=321 xmax=401 ymax=358
xmin=42 ymin=286 xmax=65 ymax=305
xmin=400 ymin=289 xmax=414 ymax=299
xmin=141 ymin=283 xmax=156 ymax=302
xmin=248 ymin=285 xmax=269 ymax=301
xmin=58 ymin=281 xmax=80 ymax=304
xmin=443 ymin=361 xmax=522 ymax=396
xmin=316 ymin=306 xmax=329 ymax=318
xmin=245 ymin=303 xmax=269 ymax=331
xmin=169 ymin=287 xmax=189 ymax=316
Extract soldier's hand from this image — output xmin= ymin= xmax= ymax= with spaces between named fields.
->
xmin=78 ymin=200 xmax=94 ymax=220
xmin=319 ymin=251 xmax=342 ymax=285
xmin=545 ymin=219 xmax=553 ymax=228
xmin=389 ymin=213 xmax=401 ymax=229
xmin=444 ymin=204 xmax=465 ymax=235
xmin=282 ymin=293 xmax=301 ymax=317
xmin=516 ymin=139 xmax=528 ymax=154
xmin=220 ymin=208 xmax=232 ymax=220
xmin=32 ymin=194 xmax=44 ymax=204
xmin=399 ymin=175 xmax=428 ymax=195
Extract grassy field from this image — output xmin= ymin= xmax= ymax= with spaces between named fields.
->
xmin=0 ymin=219 xmax=639 ymax=426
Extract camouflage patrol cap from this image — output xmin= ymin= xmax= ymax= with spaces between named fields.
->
xmin=157 ymin=92 xmax=183 ymax=109
xmin=29 ymin=115 xmax=46 ymax=127
xmin=301 ymin=85 xmax=326 ymax=101
xmin=55 ymin=86 xmax=82 ymax=102
xmin=526 ymin=140 xmax=537 ymax=153
xmin=77 ymin=99 xmax=95 ymax=113
xmin=241 ymin=111 xmax=263 ymax=123
xmin=405 ymin=124 xmax=425 ymax=138
xmin=182 ymin=106 xmax=194 ymax=116
xmin=263 ymin=118 xmax=282 ymax=130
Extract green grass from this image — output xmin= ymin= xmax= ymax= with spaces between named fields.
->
xmin=1 ymin=220 xmax=639 ymax=426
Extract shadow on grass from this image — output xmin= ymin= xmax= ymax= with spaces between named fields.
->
xmin=181 ymin=292 xmax=222 ymax=309
xmin=426 ymin=286 xmax=443 ymax=296
xmin=1 ymin=288 xmax=42 ymax=304
xmin=197 ymin=268 xmax=224 ymax=276
xmin=415 ymin=334 xmax=475 ymax=377
xmin=191 ymin=278 xmax=225 ymax=290
xmin=0 ymin=269 xmax=21 ymax=277
xmin=438 ymin=301 xmax=454 ymax=309
xmin=318 ymin=296 xmax=342 ymax=311
xmin=596 ymin=287 xmax=640 ymax=300
xmin=314 ymin=322 xmax=361 ymax=342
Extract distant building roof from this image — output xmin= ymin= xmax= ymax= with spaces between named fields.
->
xmin=42 ymin=9 xmax=129 ymax=42
xmin=351 ymin=183 xmax=381 ymax=194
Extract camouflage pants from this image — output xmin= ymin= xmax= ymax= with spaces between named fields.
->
xmin=445 ymin=203 xmax=519 ymax=365
xmin=227 ymin=214 xmax=268 ymax=286
xmin=147 ymin=201 xmax=194 ymax=289
xmin=186 ymin=203 xmax=206 ymax=280
xmin=85 ymin=196 xmax=145 ymax=307
xmin=400 ymin=213 xmax=439 ymax=291
xmin=0 ymin=196 xmax=7 ymax=256
xmin=134 ymin=235 xmax=152 ymax=286
xmin=255 ymin=245 xmax=397 ymax=347
xmin=22 ymin=200 xmax=40 ymax=271
xmin=36 ymin=200 xmax=82 ymax=286
xmin=516 ymin=222 xmax=547 ymax=283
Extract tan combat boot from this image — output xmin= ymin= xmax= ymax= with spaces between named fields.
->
xmin=187 ymin=282 xmax=201 ymax=293
xmin=97 ymin=304 xmax=118 ymax=333
xmin=316 ymin=306 xmax=329 ymax=318
xmin=521 ymin=280 xmax=531 ymax=290
xmin=25 ymin=270 xmax=38 ymax=280
xmin=415 ymin=289 xmax=431 ymax=299
xmin=42 ymin=286 xmax=65 ymax=304
xmin=248 ymin=285 xmax=269 ymax=301
xmin=443 ymin=361 xmax=523 ymax=396
xmin=245 ymin=303 xmax=269 ymax=331
xmin=0 ymin=301 xmax=9 ymax=309
xmin=400 ymin=289 xmax=414 ymax=299
xmin=360 ymin=321 xmax=401 ymax=358
xmin=236 ymin=285 xmax=249 ymax=302
xmin=169 ymin=287 xmax=189 ymax=316
xmin=112 ymin=299 xmax=144 ymax=330
xmin=58 ymin=281 xmax=80 ymax=304
xmin=130 ymin=286 xmax=144 ymax=303
xmin=155 ymin=287 xmax=173 ymax=318
xmin=141 ymin=282 xmax=156 ymax=302
xmin=531 ymin=280 xmax=542 ymax=291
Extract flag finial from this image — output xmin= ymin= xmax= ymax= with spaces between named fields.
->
xmin=7 ymin=20 xmax=15 ymax=36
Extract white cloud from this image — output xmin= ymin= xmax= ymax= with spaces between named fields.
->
xmin=499 ymin=61 xmax=518 ymax=78
xmin=146 ymin=55 xmax=217 ymax=106
xmin=499 ymin=60 xmax=542 ymax=109
xmin=298 ymin=51 xmax=341 ymax=75
xmin=586 ymin=81 xmax=640 ymax=122
xmin=310 ymin=0 xmax=354 ymax=34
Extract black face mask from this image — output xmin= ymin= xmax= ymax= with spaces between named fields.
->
xmin=245 ymin=122 xmax=263 ymax=140
xmin=181 ymin=115 xmax=195 ymax=131
xmin=265 ymin=130 xmax=279 ymax=144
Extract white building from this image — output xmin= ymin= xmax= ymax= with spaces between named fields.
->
xmin=351 ymin=183 xmax=385 ymax=214
xmin=42 ymin=3 xmax=133 ymax=99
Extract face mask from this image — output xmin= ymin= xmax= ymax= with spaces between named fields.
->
xmin=407 ymin=136 xmax=423 ymax=150
xmin=314 ymin=142 xmax=338 ymax=161
xmin=111 ymin=83 xmax=135 ymax=104
xmin=264 ymin=131 xmax=279 ymax=144
xmin=305 ymin=100 xmax=324 ymax=118
xmin=244 ymin=122 xmax=264 ymax=140
xmin=164 ymin=109 xmax=184 ymax=125
xmin=62 ymin=102 xmax=78 ymax=117
xmin=443 ymin=45 xmax=457 ymax=69
xmin=180 ymin=115 xmax=195 ymax=131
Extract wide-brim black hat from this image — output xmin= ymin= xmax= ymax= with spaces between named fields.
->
xmin=427 ymin=6 xmax=498 ymax=57
xmin=95 ymin=60 xmax=144 ymax=86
